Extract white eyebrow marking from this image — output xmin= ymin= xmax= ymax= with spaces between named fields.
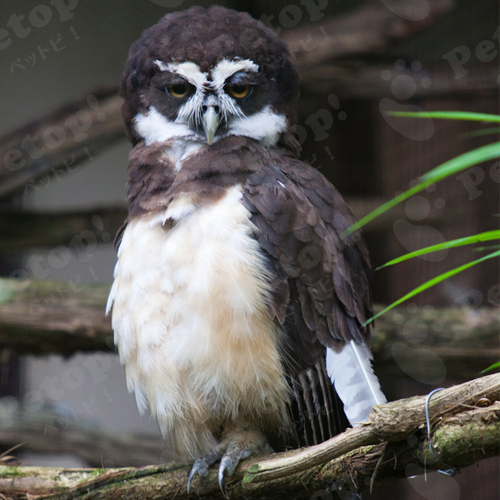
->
xmin=154 ymin=60 xmax=169 ymax=72
xmin=155 ymin=60 xmax=208 ymax=90
xmin=210 ymin=59 xmax=259 ymax=92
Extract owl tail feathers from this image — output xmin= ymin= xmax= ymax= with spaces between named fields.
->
xmin=326 ymin=340 xmax=386 ymax=427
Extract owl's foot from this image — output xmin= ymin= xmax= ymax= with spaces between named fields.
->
xmin=186 ymin=427 xmax=273 ymax=497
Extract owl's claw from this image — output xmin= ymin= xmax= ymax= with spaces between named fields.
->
xmin=186 ymin=448 xmax=238 ymax=497
xmin=186 ymin=428 xmax=273 ymax=495
xmin=186 ymin=462 xmax=200 ymax=493
xmin=218 ymin=462 xmax=229 ymax=498
xmin=217 ymin=447 xmax=243 ymax=498
xmin=186 ymin=451 xmax=220 ymax=493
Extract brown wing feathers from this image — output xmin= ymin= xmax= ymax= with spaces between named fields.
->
xmin=242 ymin=147 xmax=373 ymax=445
xmin=242 ymin=152 xmax=372 ymax=348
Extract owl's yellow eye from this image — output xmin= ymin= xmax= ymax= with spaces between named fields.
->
xmin=226 ymin=84 xmax=252 ymax=99
xmin=166 ymin=83 xmax=191 ymax=98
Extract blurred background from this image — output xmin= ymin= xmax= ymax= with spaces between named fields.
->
xmin=0 ymin=0 xmax=498 ymax=498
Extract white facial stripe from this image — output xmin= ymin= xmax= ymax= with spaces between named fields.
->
xmin=135 ymin=106 xmax=202 ymax=145
xmin=210 ymin=59 xmax=259 ymax=92
xmin=224 ymin=105 xmax=286 ymax=147
xmin=176 ymin=91 xmax=205 ymax=126
xmin=154 ymin=60 xmax=169 ymax=72
xmin=155 ymin=60 xmax=208 ymax=89
xmin=166 ymin=61 xmax=208 ymax=89
xmin=209 ymin=59 xmax=259 ymax=123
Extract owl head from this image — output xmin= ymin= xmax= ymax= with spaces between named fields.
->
xmin=121 ymin=6 xmax=299 ymax=152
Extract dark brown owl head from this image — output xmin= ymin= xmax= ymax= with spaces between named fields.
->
xmin=120 ymin=6 xmax=299 ymax=151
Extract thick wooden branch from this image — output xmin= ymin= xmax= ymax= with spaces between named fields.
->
xmin=299 ymin=63 xmax=500 ymax=99
xmin=0 ymin=374 xmax=498 ymax=499
xmin=0 ymin=279 xmax=111 ymax=355
xmin=371 ymin=304 xmax=500 ymax=380
xmin=244 ymin=372 xmax=500 ymax=484
xmin=0 ymin=278 xmax=497 ymax=380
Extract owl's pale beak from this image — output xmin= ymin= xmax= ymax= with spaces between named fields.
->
xmin=202 ymin=95 xmax=220 ymax=145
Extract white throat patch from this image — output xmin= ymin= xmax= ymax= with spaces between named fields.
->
xmin=134 ymin=106 xmax=201 ymax=145
xmin=134 ymin=106 xmax=203 ymax=171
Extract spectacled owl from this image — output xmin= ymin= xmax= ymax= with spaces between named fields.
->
xmin=107 ymin=5 xmax=385 ymax=494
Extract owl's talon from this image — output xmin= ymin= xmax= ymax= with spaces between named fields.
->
xmin=186 ymin=463 xmax=198 ymax=493
xmin=217 ymin=444 xmax=256 ymax=497
xmin=187 ymin=435 xmax=267 ymax=495
xmin=218 ymin=463 xmax=229 ymax=498
xmin=187 ymin=454 xmax=217 ymax=493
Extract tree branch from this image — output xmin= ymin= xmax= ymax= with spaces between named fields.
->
xmin=299 ymin=63 xmax=500 ymax=98
xmin=0 ymin=374 xmax=498 ymax=499
xmin=243 ymin=372 xmax=500 ymax=484
xmin=0 ymin=278 xmax=497 ymax=380
xmin=0 ymin=207 xmax=125 ymax=252
xmin=0 ymin=279 xmax=111 ymax=356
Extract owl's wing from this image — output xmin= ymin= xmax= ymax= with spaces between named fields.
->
xmin=242 ymin=153 xmax=385 ymax=447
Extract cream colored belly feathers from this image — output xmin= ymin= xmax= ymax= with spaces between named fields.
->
xmin=107 ymin=185 xmax=289 ymax=458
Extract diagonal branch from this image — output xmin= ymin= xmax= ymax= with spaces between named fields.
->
xmin=0 ymin=87 xmax=124 ymax=200
xmin=243 ymin=372 xmax=500 ymax=484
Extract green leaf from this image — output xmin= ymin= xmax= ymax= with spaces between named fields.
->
xmin=420 ymin=141 xmax=500 ymax=183
xmin=376 ymin=230 xmax=500 ymax=269
xmin=481 ymin=361 xmax=500 ymax=373
xmin=346 ymin=141 xmax=500 ymax=235
xmin=387 ymin=111 xmax=500 ymax=122
xmin=475 ymin=244 xmax=500 ymax=252
xmin=364 ymin=249 xmax=500 ymax=325
xmin=465 ymin=127 xmax=500 ymax=138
